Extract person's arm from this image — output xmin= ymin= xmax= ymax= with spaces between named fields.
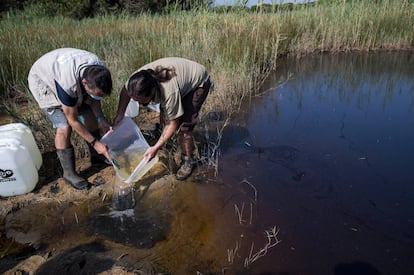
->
xmin=62 ymin=104 xmax=110 ymax=160
xmin=144 ymin=118 xmax=179 ymax=161
xmin=89 ymin=99 xmax=110 ymax=133
xmin=113 ymin=86 xmax=131 ymax=126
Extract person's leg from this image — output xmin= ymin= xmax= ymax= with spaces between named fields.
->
xmin=176 ymin=80 xmax=211 ymax=180
xmin=176 ymin=131 xmax=195 ymax=180
xmin=78 ymin=104 xmax=110 ymax=166
xmin=45 ymin=107 xmax=88 ymax=189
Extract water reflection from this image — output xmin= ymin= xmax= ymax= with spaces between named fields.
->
xmin=220 ymin=51 xmax=414 ymax=274
xmin=247 ymin=52 xmax=414 ymax=183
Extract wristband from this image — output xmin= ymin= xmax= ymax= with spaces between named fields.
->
xmin=90 ymin=138 xmax=97 ymax=147
xmin=96 ymin=114 xmax=105 ymax=122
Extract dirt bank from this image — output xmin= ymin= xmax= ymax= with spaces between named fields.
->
xmin=0 ymin=108 xmax=181 ymax=274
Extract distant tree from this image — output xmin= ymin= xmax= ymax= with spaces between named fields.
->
xmin=0 ymin=0 xmax=28 ymax=13
xmin=168 ymin=0 xmax=213 ymax=10
xmin=0 ymin=0 xmax=215 ymax=18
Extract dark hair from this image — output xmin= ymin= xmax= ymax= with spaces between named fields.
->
xmin=82 ymin=65 xmax=112 ymax=95
xmin=127 ymin=65 xmax=176 ymax=99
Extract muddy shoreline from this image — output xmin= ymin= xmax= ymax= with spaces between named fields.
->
xmin=0 ymin=107 xmax=184 ymax=274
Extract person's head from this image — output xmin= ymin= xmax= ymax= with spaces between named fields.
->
xmin=127 ymin=66 xmax=176 ymax=106
xmin=127 ymin=70 xmax=159 ymax=106
xmin=81 ymin=65 xmax=112 ymax=101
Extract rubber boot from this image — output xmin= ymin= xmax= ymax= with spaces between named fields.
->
xmin=88 ymin=130 xmax=111 ymax=166
xmin=176 ymin=155 xmax=194 ymax=180
xmin=56 ymin=147 xmax=89 ymax=190
xmin=176 ymin=132 xmax=195 ymax=180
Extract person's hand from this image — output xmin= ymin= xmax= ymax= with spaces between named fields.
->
xmin=94 ymin=140 xmax=111 ymax=161
xmin=144 ymin=146 xmax=158 ymax=162
xmin=113 ymin=113 xmax=124 ymax=127
xmin=104 ymin=126 xmax=113 ymax=134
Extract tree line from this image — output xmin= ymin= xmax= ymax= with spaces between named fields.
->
xmin=0 ymin=0 xmax=331 ymax=19
xmin=0 ymin=0 xmax=213 ymax=19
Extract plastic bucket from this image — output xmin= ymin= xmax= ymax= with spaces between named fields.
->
xmin=0 ymin=123 xmax=42 ymax=170
xmin=101 ymin=117 xmax=158 ymax=183
xmin=0 ymin=138 xmax=39 ymax=197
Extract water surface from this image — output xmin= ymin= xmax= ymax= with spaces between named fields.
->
xmin=218 ymin=51 xmax=414 ymax=274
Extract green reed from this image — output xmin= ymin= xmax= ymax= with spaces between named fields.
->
xmin=0 ymin=0 xmax=412 ymax=152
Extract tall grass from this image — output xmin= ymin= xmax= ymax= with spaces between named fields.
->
xmin=0 ymin=0 xmax=412 ymax=153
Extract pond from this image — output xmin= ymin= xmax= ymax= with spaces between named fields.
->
xmin=217 ymin=51 xmax=414 ymax=274
xmin=1 ymin=51 xmax=413 ymax=275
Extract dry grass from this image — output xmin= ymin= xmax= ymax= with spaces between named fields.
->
xmin=0 ymin=0 xmax=412 ymax=159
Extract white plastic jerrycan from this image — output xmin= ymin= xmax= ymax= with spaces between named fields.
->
xmin=0 ymin=123 xmax=42 ymax=170
xmin=0 ymin=138 xmax=39 ymax=197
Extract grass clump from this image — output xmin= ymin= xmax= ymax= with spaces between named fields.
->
xmin=0 ymin=0 xmax=412 ymax=156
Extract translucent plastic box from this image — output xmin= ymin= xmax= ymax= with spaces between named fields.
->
xmin=101 ymin=117 xmax=158 ymax=183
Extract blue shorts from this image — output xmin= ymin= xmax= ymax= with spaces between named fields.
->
xmin=44 ymin=107 xmax=68 ymax=128
xmin=43 ymin=105 xmax=90 ymax=128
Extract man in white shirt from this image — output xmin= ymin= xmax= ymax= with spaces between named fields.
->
xmin=28 ymin=48 xmax=112 ymax=189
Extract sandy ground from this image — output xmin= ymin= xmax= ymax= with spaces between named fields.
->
xmin=0 ymin=145 xmax=190 ymax=274
xmin=0 ymin=108 xmax=182 ymax=274
xmin=0 ymin=106 xmax=228 ymax=274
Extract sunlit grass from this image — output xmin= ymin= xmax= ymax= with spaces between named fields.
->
xmin=0 ymin=0 xmax=412 ymax=154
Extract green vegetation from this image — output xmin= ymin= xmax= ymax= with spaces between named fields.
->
xmin=0 ymin=0 xmax=214 ymax=18
xmin=0 ymin=0 xmax=413 ymax=153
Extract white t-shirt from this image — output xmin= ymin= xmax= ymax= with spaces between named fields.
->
xmin=28 ymin=48 xmax=106 ymax=109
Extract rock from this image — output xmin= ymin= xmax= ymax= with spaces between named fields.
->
xmin=3 ymin=255 xmax=46 ymax=275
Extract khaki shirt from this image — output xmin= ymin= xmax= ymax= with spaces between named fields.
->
xmin=125 ymin=57 xmax=210 ymax=121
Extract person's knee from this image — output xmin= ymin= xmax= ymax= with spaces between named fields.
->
xmin=180 ymin=130 xmax=193 ymax=139
xmin=56 ymin=126 xmax=71 ymax=136
xmin=55 ymin=126 xmax=72 ymax=148
xmin=179 ymin=122 xmax=195 ymax=133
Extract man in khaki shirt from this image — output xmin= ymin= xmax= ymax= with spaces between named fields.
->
xmin=114 ymin=57 xmax=213 ymax=180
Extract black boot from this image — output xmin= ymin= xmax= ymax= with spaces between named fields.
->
xmin=88 ymin=130 xmax=111 ymax=166
xmin=176 ymin=155 xmax=194 ymax=181
xmin=56 ymin=147 xmax=88 ymax=190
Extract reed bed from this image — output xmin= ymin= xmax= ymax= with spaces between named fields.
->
xmin=0 ymin=0 xmax=412 ymax=154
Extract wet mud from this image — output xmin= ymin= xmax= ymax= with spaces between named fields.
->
xmin=0 ymin=145 xmax=256 ymax=274
xmin=86 ymin=206 xmax=168 ymax=249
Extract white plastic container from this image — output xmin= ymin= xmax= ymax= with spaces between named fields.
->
xmin=101 ymin=117 xmax=158 ymax=184
xmin=0 ymin=123 xmax=42 ymax=170
xmin=124 ymin=100 xmax=160 ymax=118
xmin=125 ymin=99 xmax=139 ymax=118
xmin=0 ymin=138 xmax=39 ymax=197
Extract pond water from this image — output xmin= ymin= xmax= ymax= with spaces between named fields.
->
xmin=2 ymin=51 xmax=413 ymax=275
xmin=217 ymin=51 xmax=414 ymax=274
